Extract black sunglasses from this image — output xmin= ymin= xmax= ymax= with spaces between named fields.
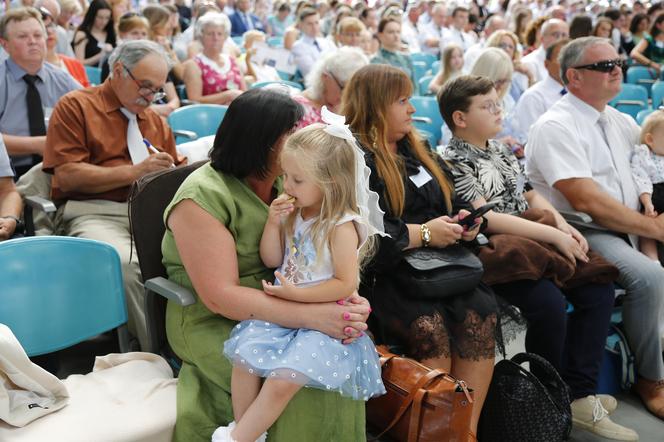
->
xmin=572 ymin=58 xmax=625 ymax=73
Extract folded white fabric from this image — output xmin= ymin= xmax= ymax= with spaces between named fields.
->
xmin=0 ymin=351 xmax=177 ymax=442
xmin=0 ymin=324 xmax=69 ymax=427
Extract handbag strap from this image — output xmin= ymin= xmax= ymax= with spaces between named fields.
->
xmin=510 ymin=352 xmax=570 ymax=415
xmin=408 ymin=388 xmax=427 ymax=442
xmin=371 ymin=367 xmax=447 ymax=440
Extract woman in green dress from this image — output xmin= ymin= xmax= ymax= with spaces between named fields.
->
xmin=162 ymin=88 xmax=371 ymax=442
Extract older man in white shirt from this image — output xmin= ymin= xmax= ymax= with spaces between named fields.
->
xmin=464 ymin=14 xmax=506 ymax=72
xmin=291 ymin=7 xmax=335 ymax=77
xmin=521 ymin=18 xmax=569 ymax=82
xmin=418 ymin=2 xmax=446 ymax=57
xmin=527 ymin=37 xmax=664 ymax=424
xmin=515 ymin=38 xmax=567 ymax=140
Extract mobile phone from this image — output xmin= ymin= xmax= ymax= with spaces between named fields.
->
xmin=457 ymin=202 xmax=497 ymax=228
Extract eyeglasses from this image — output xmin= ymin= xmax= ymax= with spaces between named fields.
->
xmin=572 ymin=58 xmax=625 ymax=73
xmin=327 ymin=70 xmax=345 ymax=91
xmin=498 ymin=42 xmax=515 ymax=52
xmin=123 ymin=64 xmax=166 ymax=102
xmin=478 ymin=101 xmax=503 ymax=115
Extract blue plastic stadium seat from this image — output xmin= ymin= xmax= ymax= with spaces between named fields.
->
xmin=651 ymin=81 xmax=664 ymax=107
xmin=608 ymin=84 xmax=649 ymax=120
xmin=0 ymin=236 xmax=128 ymax=356
xmin=636 ymin=108 xmax=655 ymax=125
xmin=410 ymin=53 xmax=437 ymax=71
xmin=267 ymin=36 xmax=284 ymax=47
xmin=410 ymin=96 xmax=444 ymax=144
xmin=412 ymin=61 xmax=430 ymax=83
xmin=167 ymin=104 xmax=228 ymax=143
xmin=626 ymin=66 xmax=658 ymax=96
xmin=250 ymin=80 xmax=304 ymax=90
xmin=418 ymin=75 xmax=434 ymax=96
xmin=85 ymin=66 xmax=102 ymax=86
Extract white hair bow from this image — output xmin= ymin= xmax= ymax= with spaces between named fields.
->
xmin=321 ymin=106 xmax=355 ymax=141
xmin=320 ymin=106 xmax=389 ymax=240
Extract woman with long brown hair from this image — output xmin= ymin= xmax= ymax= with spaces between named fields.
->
xmin=342 ymin=64 xmax=511 ymax=439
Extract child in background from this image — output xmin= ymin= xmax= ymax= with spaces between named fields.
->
xmin=631 ymin=110 xmax=664 ymax=262
xmin=212 ymin=109 xmax=386 ymax=442
xmin=429 ymin=43 xmax=464 ymax=95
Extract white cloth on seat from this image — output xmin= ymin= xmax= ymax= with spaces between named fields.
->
xmin=175 ymin=135 xmax=215 ymax=163
xmin=0 ymin=352 xmax=177 ymax=442
xmin=0 ymin=324 xmax=69 ymax=427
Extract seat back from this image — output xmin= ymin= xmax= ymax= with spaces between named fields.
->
xmin=167 ymin=104 xmax=228 ymax=141
xmin=636 ymin=108 xmax=655 ymax=125
xmin=411 ymin=61 xmax=430 ymax=83
xmin=250 ymin=80 xmax=304 ymax=91
xmin=651 ymin=81 xmax=664 ymax=107
xmin=128 ymin=161 xmax=207 ymax=357
xmin=418 ymin=75 xmax=434 ymax=96
xmin=410 ymin=53 xmax=436 ymax=70
xmin=609 ymin=84 xmax=648 ymax=119
xmin=626 ymin=66 xmax=658 ymax=96
xmin=410 ymin=96 xmax=444 ymax=143
xmin=85 ymin=66 xmax=102 ymax=86
xmin=0 ymin=236 xmax=127 ymax=356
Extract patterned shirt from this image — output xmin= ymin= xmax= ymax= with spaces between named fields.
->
xmin=631 ymin=143 xmax=664 ymax=195
xmin=194 ymin=54 xmax=243 ymax=96
xmin=442 ymin=136 xmax=531 ymax=215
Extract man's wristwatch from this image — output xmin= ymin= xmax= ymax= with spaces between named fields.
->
xmin=1 ymin=215 xmax=25 ymax=234
xmin=420 ymin=223 xmax=431 ymax=247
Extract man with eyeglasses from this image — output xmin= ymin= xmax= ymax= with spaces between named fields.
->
xmin=521 ymin=18 xmax=569 ymax=83
xmin=527 ymin=37 xmax=664 ymax=423
xmin=41 ymin=40 xmax=182 ymax=351
xmin=0 ymin=7 xmax=80 ymax=177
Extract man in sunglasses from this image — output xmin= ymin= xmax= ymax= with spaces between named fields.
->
xmin=527 ymin=37 xmax=664 ymax=424
xmin=40 ymin=40 xmax=182 ymax=351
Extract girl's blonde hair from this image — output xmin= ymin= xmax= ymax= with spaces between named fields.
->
xmin=471 ymin=47 xmax=513 ymax=100
xmin=342 ymin=64 xmax=453 ymax=216
xmin=640 ymin=110 xmax=664 ymax=145
xmin=282 ymin=124 xmax=374 ymax=268
xmin=439 ymin=44 xmax=464 ymax=85
xmin=486 ymin=30 xmax=521 ymax=62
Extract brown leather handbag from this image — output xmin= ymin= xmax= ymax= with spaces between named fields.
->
xmin=367 ymin=345 xmax=474 ymax=442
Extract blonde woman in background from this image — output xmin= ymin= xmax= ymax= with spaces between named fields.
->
xmin=428 ymin=43 xmax=464 ymax=95
xmin=486 ymin=30 xmax=534 ymax=102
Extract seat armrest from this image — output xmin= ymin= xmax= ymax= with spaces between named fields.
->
xmin=145 ymin=276 xmax=196 ymax=306
xmin=25 ymin=195 xmax=57 ymax=213
xmin=412 ymin=116 xmax=433 ymax=124
xmin=559 ymin=210 xmax=593 ymax=225
xmin=173 ymin=130 xmax=198 ymax=141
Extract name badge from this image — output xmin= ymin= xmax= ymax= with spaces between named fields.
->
xmin=409 ymin=166 xmax=433 ymax=188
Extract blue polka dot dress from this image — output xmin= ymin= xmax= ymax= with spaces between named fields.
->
xmin=223 ymin=213 xmax=386 ymax=401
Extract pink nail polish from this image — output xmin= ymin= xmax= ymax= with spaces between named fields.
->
xmin=345 ymin=327 xmax=352 ymax=334
xmin=343 ymin=312 xmax=350 ymax=320
xmin=358 ymin=332 xmax=364 ymax=337
xmin=336 ymin=299 xmax=345 ymax=305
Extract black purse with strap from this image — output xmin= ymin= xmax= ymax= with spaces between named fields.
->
xmin=398 ymin=244 xmax=484 ymax=299
xmin=478 ymin=352 xmax=573 ymax=442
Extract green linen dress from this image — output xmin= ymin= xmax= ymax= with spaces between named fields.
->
xmin=162 ymin=163 xmax=366 ymax=442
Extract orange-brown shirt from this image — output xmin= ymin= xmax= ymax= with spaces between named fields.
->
xmin=43 ymin=80 xmax=177 ymax=202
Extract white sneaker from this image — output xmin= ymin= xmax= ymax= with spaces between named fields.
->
xmin=597 ymin=394 xmax=618 ymax=414
xmin=571 ymin=396 xmax=638 ymax=441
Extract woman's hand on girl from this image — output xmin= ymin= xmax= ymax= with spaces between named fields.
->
xmin=427 ymin=216 xmax=463 ymax=247
xmin=267 ymin=194 xmax=295 ymax=226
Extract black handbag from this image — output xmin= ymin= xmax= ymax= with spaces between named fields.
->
xmin=478 ymin=352 xmax=573 ymax=442
xmin=399 ymin=244 xmax=484 ymax=299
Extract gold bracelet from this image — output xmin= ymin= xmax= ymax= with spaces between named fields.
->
xmin=420 ymin=223 xmax=431 ymax=247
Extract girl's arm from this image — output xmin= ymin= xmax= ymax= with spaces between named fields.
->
xmin=168 ymin=199 xmax=369 ymax=340
xmin=263 ymin=221 xmax=359 ymax=303
xmin=630 ymin=38 xmax=659 ymax=71
xmin=259 ymin=194 xmax=292 ymax=267
xmin=471 ymin=196 xmax=588 ymax=263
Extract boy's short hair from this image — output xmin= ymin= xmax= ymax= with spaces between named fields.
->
xmin=437 ymin=75 xmax=495 ymax=132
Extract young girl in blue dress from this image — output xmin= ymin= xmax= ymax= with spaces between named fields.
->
xmin=212 ymin=108 xmax=387 ymax=442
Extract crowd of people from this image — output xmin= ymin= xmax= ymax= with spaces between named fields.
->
xmin=3 ymin=0 xmax=664 ymax=441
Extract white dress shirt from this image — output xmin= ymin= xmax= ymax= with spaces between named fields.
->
xmin=291 ymin=35 xmax=335 ymax=77
xmin=521 ymin=45 xmax=547 ymax=82
xmin=463 ymin=40 xmax=485 ymax=72
xmin=401 ymin=18 xmax=421 ymax=53
xmin=442 ymin=27 xmax=476 ymax=52
xmin=418 ymin=22 xmax=446 ymax=56
xmin=514 ymin=74 xmax=565 ymax=140
xmin=526 ymin=93 xmax=641 ymax=244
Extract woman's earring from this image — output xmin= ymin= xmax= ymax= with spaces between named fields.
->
xmin=370 ymin=126 xmax=378 ymax=149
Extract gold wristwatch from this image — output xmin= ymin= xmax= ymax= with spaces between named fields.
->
xmin=420 ymin=223 xmax=431 ymax=247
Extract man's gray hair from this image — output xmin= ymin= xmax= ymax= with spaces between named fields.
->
xmin=559 ymin=36 xmax=611 ymax=85
xmin=305 ymin=46 xmax=369 ymax=101
xmin=108 ymin=40 xmax=173 ymax=78
xmin=195 ymin=12 xmax=231 ymax=40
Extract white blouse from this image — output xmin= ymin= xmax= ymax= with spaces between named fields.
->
xmin=631 ymin=143 xmax=664 ymax=195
